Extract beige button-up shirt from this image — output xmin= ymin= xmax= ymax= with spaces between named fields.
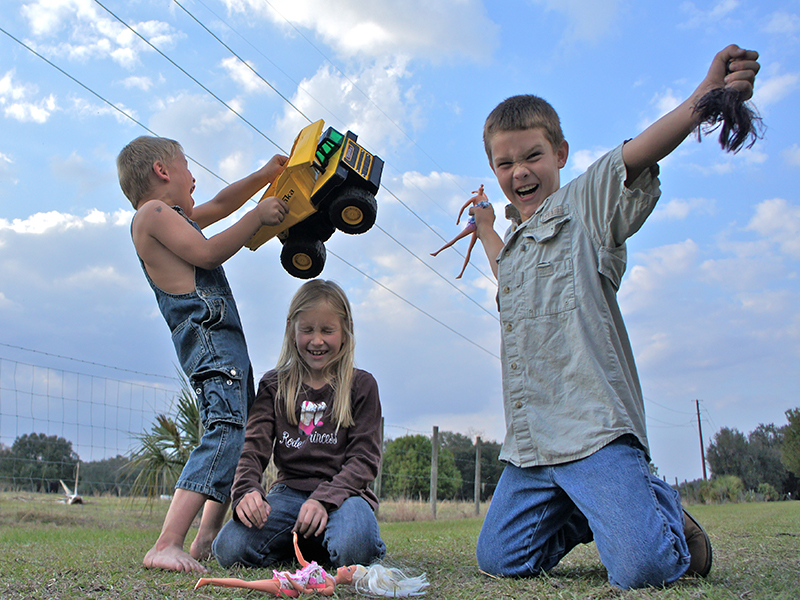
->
xmin=496 ymin=144 xmax=660 ymax=468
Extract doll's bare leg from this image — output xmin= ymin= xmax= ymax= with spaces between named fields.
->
xmin=194 ymin=577 xmax=289 ymax=595
xmin=456 ymin=233 xmax=479 ymax=279
xmin=190 ymin=497 xmax=230 ymax=561
xmin=431 ymin=225 xmax=476 ymax=257
xmin=144 ymin=488 xmax=207 ymax=573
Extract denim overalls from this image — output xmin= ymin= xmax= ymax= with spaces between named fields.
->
xmin=136 ymin=206 xmax=255 ymax=503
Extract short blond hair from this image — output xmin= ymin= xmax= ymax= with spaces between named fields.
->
xmin=117 ymin=136 xmax=183 ymax=208
xmin=483 ymin=95 xmax=565 ymax=162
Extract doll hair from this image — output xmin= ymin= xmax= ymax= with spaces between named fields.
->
xmin=352 ymin=564 xmax=429 ymax=597
xmin=117 ymin=136 xmax=184 ymax=208
xmin=275 ymin=279 xmax=356 ymax=429
xmin=693 ymin=86 xmax=764 ymax=153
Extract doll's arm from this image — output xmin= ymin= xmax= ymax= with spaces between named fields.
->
xmin=456 ymin=185 xmax=485 ymax=224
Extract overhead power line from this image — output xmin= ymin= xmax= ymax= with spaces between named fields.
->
xmin=94 ymin=0 xmax=285 ymax=153
xmin=3 ymin=6 xmax=500 ymax=358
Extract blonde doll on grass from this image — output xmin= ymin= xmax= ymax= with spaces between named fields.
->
xmin=196 ymin=531 xmax=428 ymax=597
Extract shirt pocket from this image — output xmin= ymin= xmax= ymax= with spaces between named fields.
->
xmin=520 ymin=211 xmax=576 ymax=317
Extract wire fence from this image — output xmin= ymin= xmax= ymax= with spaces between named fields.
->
xmin=0 ymin=357 xmax=501 ymax=505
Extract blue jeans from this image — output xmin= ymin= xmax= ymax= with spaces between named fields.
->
xmin=476 ymin=436 xmax=690 ymax=589
xmin=213 ymin=485 xmax=386 ymax=568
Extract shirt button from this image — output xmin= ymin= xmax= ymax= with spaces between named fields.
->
xmin=503 ymin=286 xmax=510 ymax=294
xmin=515 ymin=401 xmax=523 ymax=409
xmin=505 ymin=323 xmax=512 ymax=332
xmin=511 ymin=362 xmax=518 ymax=370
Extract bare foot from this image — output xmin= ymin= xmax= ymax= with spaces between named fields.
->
xmin=143 ymin=543 xmax=207 ymax=573
xmin=189 ymin=534 xmax=214 ymax=562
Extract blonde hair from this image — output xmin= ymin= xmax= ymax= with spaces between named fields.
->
xmin=276 ymin=280 xmax=355 ymax=429
xmin=483 ymin=94 xmax=565 ymax=162
xmin=117 ymin=136 xmax=184 ymax=208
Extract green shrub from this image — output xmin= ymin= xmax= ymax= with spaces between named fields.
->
xmin=757 ymin=482 xmax=779 ymax=501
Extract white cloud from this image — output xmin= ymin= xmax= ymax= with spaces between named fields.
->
xmin=220 ymin=57 xmax=272 ymax=94
xmin=679 ymin=0 xmax=740 ymax=28
xmin=746 ymin=198 xmax=800 ymax=259
xmin=0 ymin=209 xmax=125 ymax=234
xmin=651 ymin=197 xmax=716 ymax=222
xmin=754 ymin=69 xmax=800 ymax=107
xmin=637 ymin=89 xmax=682 ymax=132
xmin=569 ymin=147 xmax=611 ymax=176
xmin=531 ymin=0 xmax=621 ymax=43
xmin=20 ymin=0 xmax=182 ymax=69
xmin=762 ymin=11 xmax=800 ymax=36
xmin=218 ymin=152 xmax=249 ymax=183
xmin=69 ymin=96 xmax=132 ymax=123
xmin=620 ymin=239 xmax=699 ymax=311
xmin=113 ymin=209 xmax=134 ymax=226
xmin=782 ymin=144 xmax=800 ymax=167
xmin=220 ymin=0 xmax=498 ymax=62
xmin=277 ymin=59 xmax=415 ymax=153
xmin=0 ymin=70 xmax=59 ymax=123
xmin=121 ymin=75 xmax=152 ymax=91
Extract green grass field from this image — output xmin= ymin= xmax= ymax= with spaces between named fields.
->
xmin=0 ymin=493 xmax=797 ymax=599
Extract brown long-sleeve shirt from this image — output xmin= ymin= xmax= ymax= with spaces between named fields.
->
xmin=230 ymin=368 xmax=382 ymax=518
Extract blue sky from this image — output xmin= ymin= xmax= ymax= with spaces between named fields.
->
xmin=1 ymin=0 xmax=799 ymax=484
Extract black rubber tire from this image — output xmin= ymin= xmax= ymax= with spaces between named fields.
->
xmin=280 ymin=236 xmax=326 ymax=279
xmin=327 ymin=187 xmax=378 ymax=234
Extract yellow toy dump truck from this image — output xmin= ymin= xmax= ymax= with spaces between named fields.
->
xmin=247 ymin=119 xmax=383 ymax=278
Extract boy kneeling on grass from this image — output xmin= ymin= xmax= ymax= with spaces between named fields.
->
xmin=470 ymin=45 xmax=760 ymax=589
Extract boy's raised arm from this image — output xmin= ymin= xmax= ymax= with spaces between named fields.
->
xmin=192 ymin=154 xmax=288 ymax=229
xmin=622 ymin=45 xmax=760 ymax=184
xmin=138 ymin=196 xmax=288 ymax=272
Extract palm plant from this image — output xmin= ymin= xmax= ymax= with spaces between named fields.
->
xmin=125 ymin=371 xmax=202 ymax=503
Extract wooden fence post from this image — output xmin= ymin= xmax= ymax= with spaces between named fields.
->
xmin=474 ymin=436 xmax=482 ymax=515
xmin=375 ymin=417 xmax=384 ymax=499
xmin=430 ymin=425 xmax=438 ymax=519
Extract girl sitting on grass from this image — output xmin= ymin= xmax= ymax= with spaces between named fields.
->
xmin=212 ymin=279 xmax=386 ymax=569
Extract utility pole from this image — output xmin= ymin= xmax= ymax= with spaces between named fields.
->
xmin=696 ymin=399 xmax=707 ymax=480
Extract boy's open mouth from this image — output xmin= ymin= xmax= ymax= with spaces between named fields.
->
xmin=516 ymin=184 xmax=539 ymax=199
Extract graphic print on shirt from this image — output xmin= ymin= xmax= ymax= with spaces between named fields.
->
xmin=298 ymin=400 xmax=326 ymax=436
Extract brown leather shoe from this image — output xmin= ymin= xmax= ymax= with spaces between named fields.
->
xmin=683 ymin=509 xmax=712 ymax=577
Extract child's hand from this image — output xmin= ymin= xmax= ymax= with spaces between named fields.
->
xmin=256 ymin=196 xmax=289 ymax=226
xmin=260 ymin=154 xmax=289 ymax=183
xmin=471 ymin=200 xmax=496 ymax=237
xmin=235 ymin=490 xmax=271 ymax=528
xmin=293 ymin=498 xmax=328 ymax=538
xmin=703 ymin=45 xmax=760 ymax=100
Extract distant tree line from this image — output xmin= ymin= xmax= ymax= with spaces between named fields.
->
xmin=379 ymin=431 xmax=504 ymax=501
xmin=679 ymin=407 xmax=800 ymax=503
xmin=0 ymin=432 xmax=140 ymax=496
xmin=7 ymin=406 xmax=797 ymax=504
xmin=0 ymin=427 xmax=505 ymax=502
